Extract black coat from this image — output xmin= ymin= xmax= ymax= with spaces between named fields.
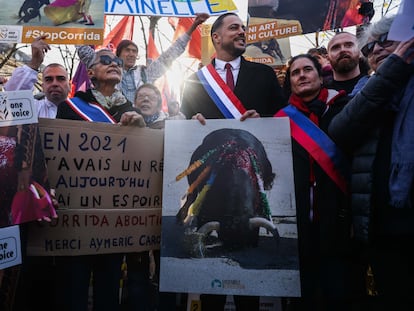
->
xmin=329 ymin=55 xmax=414 ymax=243
xmin=289 ymin=92 xmax=351 ymax=261
xmin=181 ymin=57 xmax=286 ymax=119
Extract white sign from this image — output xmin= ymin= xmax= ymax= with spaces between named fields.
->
xmin=0 ymin=225 xmax=22 ymax=270
xmin=388 ymin=0 xmax=414 ymax=42
xmin=160 ymin=118 xmax=300 ymax=297
xmin=0 ymin=90 xmax=37 ymax=127
xmin=105 ymin=0 xmax=238 ymax=16
xmin=0 ymin=25 xmax=22 ymax=43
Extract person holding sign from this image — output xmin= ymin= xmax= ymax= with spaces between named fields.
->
xmin=329 ymin=15 xmax=414 ymax=310
xmin=181 ymin=13 xmax=286 ymax=122
xmin=275 ymin=54 xmax=353 ymax=311
xmin=5 ymin=35 xmax=71 ymax=118
xmin=180 ymin=12 xmax=286 ymax=311
xmin=54 ymin=47 xmax=145 ymax=311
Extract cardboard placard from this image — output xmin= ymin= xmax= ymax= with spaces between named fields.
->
xmin=27 ymin=118 xmax=163 ymax=255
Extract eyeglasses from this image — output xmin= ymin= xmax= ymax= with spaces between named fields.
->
xmin=136 ymin=94 xmax=158 ymax=101
xmin=91 ymin=55 xmax=123 ymax=67
xmin=361 ymin=33 xmax=394 ymax=57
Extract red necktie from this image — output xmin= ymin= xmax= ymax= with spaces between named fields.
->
xmin=225 ymin=63 xmax=234 ymax=91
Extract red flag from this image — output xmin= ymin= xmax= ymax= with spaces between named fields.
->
xmin=171 ymin=18 xmax=201 ymax=59
xmin=99 ymin=16 xmax=134 ymax=52
xmin=147 ymin=31 xmax=160 ymax=60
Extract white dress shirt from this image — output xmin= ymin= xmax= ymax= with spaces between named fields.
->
xmin=214 ymin=57 xmax=241 ymax=86
xmin=4 ymin=65 xmax=58 ymax=118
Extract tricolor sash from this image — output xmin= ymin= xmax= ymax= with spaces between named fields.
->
xmin=197 ymin=64 xmax=246 ymax=119
xmin=277 ymin=105 xmax=350 ymax=193
xmin=66 ymin=97 xmax=116 ymax=124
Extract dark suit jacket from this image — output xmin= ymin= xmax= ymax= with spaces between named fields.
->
xmin=181 ymin=57 xmax=286 ymax=119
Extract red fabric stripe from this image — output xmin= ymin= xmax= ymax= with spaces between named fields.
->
xmin=290 ymin=120 xmax=348 ymax=193
xmin=205 ymin=64 xmax=246 ymax=114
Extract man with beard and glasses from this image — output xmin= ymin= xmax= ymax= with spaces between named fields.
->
xmin=326 ymin=32 xmax=370 ymax=96
xmin=180 ymin=12 xmax=286 ymax=311
xmin=181 ymin=12 xmax=286 ymax=120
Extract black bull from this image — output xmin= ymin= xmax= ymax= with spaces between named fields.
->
xmin=176 ymin=128 xmax=280 ymax=257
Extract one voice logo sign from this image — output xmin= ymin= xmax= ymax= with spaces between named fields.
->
xmin=0 ymin=90 xmax=38 ymax=127
xmin=0 ymin=226 xmax=22 ymax=270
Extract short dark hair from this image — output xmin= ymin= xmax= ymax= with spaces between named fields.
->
xmin=116 ymin=40 xmax=138 ymax=57
xmin=307 ymin=46 xmax=327 ymax=56
xmin=210 ymin=12 xmax=239 ymax=38
xmin=42 ymin=63 xmax=67 ymax=73
xmin=284 ymin=54 xmax=322 ymax=97
xmin=287 ymin=54 xmax=322 ymax=76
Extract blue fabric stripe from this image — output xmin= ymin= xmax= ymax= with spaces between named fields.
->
xmin=70 ymin=97 xmax=114 ymax=123
xmin=283 ymin=105 xmax=350 ymax=176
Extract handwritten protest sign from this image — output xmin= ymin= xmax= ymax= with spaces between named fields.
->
xmin=27 ymin=119 xmax=163 ymax=256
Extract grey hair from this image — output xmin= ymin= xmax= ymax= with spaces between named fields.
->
xmin=77 ymin=45 xmax=113 ymax=69
xmin=358 ymin=15 xmax=396 ymax=49
xmin=89 ymin=48 xmax=113 ymax=68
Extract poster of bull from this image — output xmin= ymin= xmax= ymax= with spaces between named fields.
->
xmin=160 ymin=118 xmax=300 ymax=297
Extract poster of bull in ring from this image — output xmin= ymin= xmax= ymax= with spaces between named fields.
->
xmin=160 ymin=118 xmax=300 ymax=297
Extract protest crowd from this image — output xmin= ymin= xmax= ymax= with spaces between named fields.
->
xmin=1 ymin=3 xmax=414 ymax=311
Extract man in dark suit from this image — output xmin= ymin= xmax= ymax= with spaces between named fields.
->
xmin=180 ymin=12 xmax=286 ymax=311
xmin=181 ymin=12 xmax=286 ymax=120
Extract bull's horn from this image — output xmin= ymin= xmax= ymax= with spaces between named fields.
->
xmin=183 ymin=221 xmax=220 ymax=258
xmin=198 ymin=221 xmax=220 ymax=235
xmin=249 ymin=217 xmax=280 ymax=240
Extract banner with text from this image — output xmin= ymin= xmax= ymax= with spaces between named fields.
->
xmin=27 ymin=119 xmax=163 ymax=256
xmin=105 ymin=0 xmax=237 ymax=17
xmin=248 ymin=0 xmax=371 ymax=35
xmin=0 ymin=0 xmax=105 ymax=44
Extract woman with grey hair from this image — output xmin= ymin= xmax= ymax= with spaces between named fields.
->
xmin=329 ymin=14 xmax=414 ymax=310
xmin=54 ymin=47 xmax=145 ymax=311
xmin=58 ymin=47 xmax=145 ymax=125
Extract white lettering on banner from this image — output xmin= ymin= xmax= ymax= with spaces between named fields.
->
xmin=25 ymin=29 xmax=101 ymax=42
xmin=105 ymin=0 xmax=236 ymax=16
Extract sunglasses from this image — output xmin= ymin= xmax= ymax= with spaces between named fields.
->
xmin=361 ymin=33 xmax=394 ymax=57
xmin=91 ymin=55 xmax=123 ymax=67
